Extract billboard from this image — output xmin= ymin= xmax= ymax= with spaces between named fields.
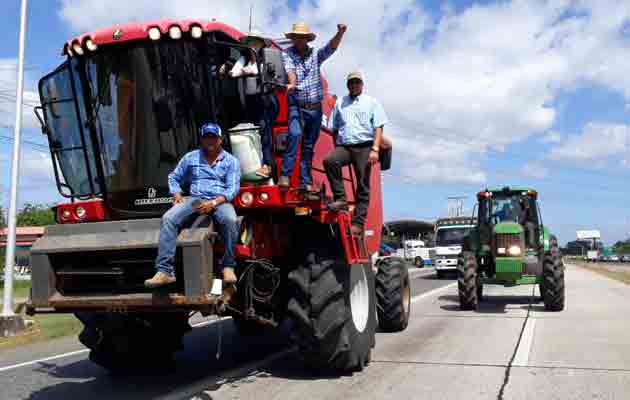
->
xmin=577 ymin=230 xmax=601 ymax=240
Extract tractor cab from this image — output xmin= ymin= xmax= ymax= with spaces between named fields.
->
xmin=36 ymin=22 xmax=287 ymax=220
xmin=476 ymin=187 xmax=541 ymax=253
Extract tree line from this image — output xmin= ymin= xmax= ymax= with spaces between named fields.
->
xmin=0 ymin=203 xmax=56 ymax=229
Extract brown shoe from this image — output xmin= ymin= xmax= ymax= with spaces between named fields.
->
xmin=351 ymin=224 xmax=364 ymax=236
xmin=223 ymin=267 xmax=238 ymax=284
xmin=256 ymin=165 xmax=272 ymax=178
xmin=327 ymin=200 xmax=349 ymax=211
xmin=144 ymin=271 xmax=176 ymax=288
xmin=278 ymin=176 xmax=290 ymax=190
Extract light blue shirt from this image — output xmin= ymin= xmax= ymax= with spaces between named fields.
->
xmin=329 ymin=94 xmax=388 ymax=145
xmin=168 ymin=149 xmax=241 ymax=201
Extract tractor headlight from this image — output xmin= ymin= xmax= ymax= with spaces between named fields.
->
xmin=75 ymin=206 xmax=87 ymax=219
xmin=240 ymin=192 xmax=254 ymax=207
xmin=148 ymin=27 xmax=162 ymax=41
xmin=72 ymin=43 xmax=84 ymax=56
xmin=497 ymin=247 xmax=506 ymax=255
xmin=190 ymin=25 xmax=203 ymax=39
xmin=169 ymin=26 xmax=182 ymax=40
xmin=508 ymin=245 xmax=522 ymax=256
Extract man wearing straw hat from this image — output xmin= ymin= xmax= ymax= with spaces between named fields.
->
xmin=279 ymin=22 xmax=347 ymax=192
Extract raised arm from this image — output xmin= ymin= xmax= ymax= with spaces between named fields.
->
xmin=318 ymin=24 xmax=347 ymax=65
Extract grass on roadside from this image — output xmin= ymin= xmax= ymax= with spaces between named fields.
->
xmin=0 ymin=280 xmax=83 ymax=349
xmin=0 ymin=279 xmax=32 ymax=301
xmin=579 ymin=263 xmax=630 ymax=285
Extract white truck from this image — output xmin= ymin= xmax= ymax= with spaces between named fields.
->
xmin=434 ymin=217 xmax=476 ymax=279
xmin=586 ymin=250 xmax=599 ymax=262
xmin=396 ymin=239 xmax=433 ymax=267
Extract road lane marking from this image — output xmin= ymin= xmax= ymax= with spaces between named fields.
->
xmin=512 ymin=317 xmax=536 ymax=367
xmin=411 ymin=282 xmax=457 ymax=304
xmin=0 ymin=317 xmax=227 ymax=373
xmin=0 ymin=277 xmax=454 ymax=374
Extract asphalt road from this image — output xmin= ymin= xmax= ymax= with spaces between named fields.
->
xmin=3 ymin=264 xmax=628 ymax=399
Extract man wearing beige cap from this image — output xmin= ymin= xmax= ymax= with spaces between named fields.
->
xmin=324 ymin=71 xmax=388 ymax=235
xmin=279 ymin=22 xmax=347 ymax=192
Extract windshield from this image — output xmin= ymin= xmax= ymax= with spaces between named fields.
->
xmin=436 ymin=227 xmax=472 ymax=246
xmin=490 ymin=195 xmax=522 ymax=224
xmin=82 ymin=36 xmax=248 ymax=215
xmin=38 ymin=59 xmax=101 ymax=198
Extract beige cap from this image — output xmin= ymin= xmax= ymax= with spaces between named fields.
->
xmin=346 ymin=71 xmax=364 ymax=82
xmin=240 ymin=30 xmax=272 ymax=47
xmin=285 ymin=22 xmax=317 ymax=42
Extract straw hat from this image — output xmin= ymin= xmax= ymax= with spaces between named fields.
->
xmin=346 ymin=71 xmax=364 ymax=82
xmin=285 ymin=22 xmax=317 ymax=42
xmin=240 ymin=30 xmax=272 ymax=47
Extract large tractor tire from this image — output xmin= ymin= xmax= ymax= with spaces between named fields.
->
xmin=287 ymin=254 xmax=377 ymax=373
xmin=75 ymin=312 xmax=191 ymax=373
xmin=458 ymin=252 xmax=479 ymax=310
xmin=375 ymin=257 xmax=411 ymax=332
xmin=540 ymin=238 xmax=565 ymax=311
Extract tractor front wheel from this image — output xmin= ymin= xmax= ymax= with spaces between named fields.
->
xmin=75 ymin=312 xmax=191 ymax=373
xmin=375 ymin=257 xmax=411 ymax=332
xmin=458 ymin=252 xmax=479 ymax=310
xmin=287 ymin=254 xmax=376 ymax=373
xmin=540 ymin=239 xmax=565 ymax=311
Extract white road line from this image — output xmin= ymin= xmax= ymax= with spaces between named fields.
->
xmin=411 ymin=282 xmax=457 ymax=304
xmin=512 ymin=317 xmax=537 ymax=367
xmin=0 ymin=317 xmax=226 ymax=373
xmin=0 ymin=279 xmax=455 ymax=374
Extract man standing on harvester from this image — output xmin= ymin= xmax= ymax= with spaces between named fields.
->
xmin=145 ymin=123 xmax=241 ymax=288
xmin=279 ymin=22 xmax=347 ymax=192
xmin=324 ymin=71 xmax=388 ymax=235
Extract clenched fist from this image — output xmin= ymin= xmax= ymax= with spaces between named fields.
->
xmin=337 ymin=24 xmax=348 ymax=34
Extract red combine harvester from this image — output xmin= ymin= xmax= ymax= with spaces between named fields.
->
xmin=28 ymin=19 xmax=410 ymax=373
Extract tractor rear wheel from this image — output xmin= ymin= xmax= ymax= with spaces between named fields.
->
xmin=540 ymin=239 xmax=565 ymax=311
xmin=287 ymin=254 xmax=376 ymax=373
xmin=458 ymin=252 xmax=478 ymax=310
xmin=75 ymin=312 xmax=191 ymax=373
xmin=375 ymin=257 xmax=411 ymax=332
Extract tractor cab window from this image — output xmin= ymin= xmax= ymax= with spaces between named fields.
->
xmin=38 ymin=59 xmax=101 ymax=198
xmin=490 ymin=196 xmax=522 ymax=224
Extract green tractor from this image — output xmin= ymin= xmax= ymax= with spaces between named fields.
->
xmin=458 ymin=187 xmax=565 ymax=311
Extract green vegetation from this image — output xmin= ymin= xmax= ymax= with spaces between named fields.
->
xmin=16 ymin=203 xmax=55 ymax=227
xmin=0 ymin=314 xmax=83 ymax=349
xmin=612 ymin=239 xmax=630 ymax=255
xmin=0 ymin=279 xmax=32 ymax=301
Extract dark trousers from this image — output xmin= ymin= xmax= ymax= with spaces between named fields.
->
xmin=245 ymin=94 xmax=280 ymax=168
xmin=324 ymin=143 xmax=373 ymax=226
xmin=282 ymin=104 xmax=323 ymax=185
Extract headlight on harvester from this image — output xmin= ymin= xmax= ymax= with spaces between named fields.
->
xmin=240 ymin=192 xmax=254 ymax=207
xmin=508 ymin=245 xmax=522 ymax=256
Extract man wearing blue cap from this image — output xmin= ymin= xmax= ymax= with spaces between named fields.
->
xmin=145 ymin=122 xmax=241 ymax=288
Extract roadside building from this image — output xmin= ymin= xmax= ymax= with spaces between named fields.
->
xmin=0 ymin=227 xmax=45 ymax=272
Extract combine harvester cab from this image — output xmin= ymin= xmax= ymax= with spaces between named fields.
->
xmin=458 ymin=187 xmax=565 ymax=311
xmin=28 ymin=19 xmax=409 ymax=373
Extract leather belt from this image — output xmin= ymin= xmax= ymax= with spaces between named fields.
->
xmin=299 ymin=102 xmax=321 ymax=110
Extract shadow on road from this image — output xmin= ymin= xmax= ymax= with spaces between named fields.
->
xmin=438 ymin=294 xmax=538 ymax=314
xmin=25 ymin=320 xmax=291 ymax=400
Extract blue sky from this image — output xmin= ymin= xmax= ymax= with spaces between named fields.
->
xmin=1 ymin=0 xmax=629 ymax=245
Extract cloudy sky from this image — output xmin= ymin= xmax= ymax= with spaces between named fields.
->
xmin=0 ymin=0 xmax=629 ymax=244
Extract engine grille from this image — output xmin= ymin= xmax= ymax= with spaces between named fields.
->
xmin=495 ymin=233 xmax=523 ymax=255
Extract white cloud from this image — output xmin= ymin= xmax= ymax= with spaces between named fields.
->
xmin=0 ymin=59 xmax=41 ymax=131
xmin=521 ymin=161 xmax=549 ymax=179
xmin=542 ymin=131 xmax=563 ymax=143
xmin=0 ymin=148 xmax=54 ymax=183
xmin=549 ymin=122 xmax=629 ymax=164
xmin=56 ymin=0 xmax=630 ymax=183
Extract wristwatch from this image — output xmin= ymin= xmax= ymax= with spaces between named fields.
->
xmin=371 ymin=146 xmax=379 ymax=152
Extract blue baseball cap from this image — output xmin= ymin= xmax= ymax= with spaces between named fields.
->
xmin=200 ymin=122 xmax=222 ymax=138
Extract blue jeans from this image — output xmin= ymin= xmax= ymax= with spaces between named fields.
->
xmin=155 ymin=197 xmax=240 ymax=276
xmin=281 ymin=104 xmax=323 ymax=186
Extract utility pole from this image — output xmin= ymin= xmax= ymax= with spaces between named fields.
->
xmin=447 ymin=196 xmax=467 ymax=218
xmin=1 ymin=0 xmax=28 ymax=336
